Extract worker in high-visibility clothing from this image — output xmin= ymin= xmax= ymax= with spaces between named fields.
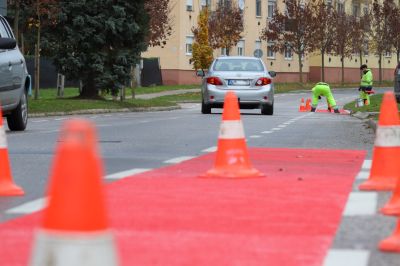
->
xmin=310 ymin=82 xmax=340 ymax=113
xmin=359 ymin=64 xmax=373 ymax=105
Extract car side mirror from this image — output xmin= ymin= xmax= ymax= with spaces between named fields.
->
xmin=268 ymin=71 xmax=277 ymax=78
xmin=196 ymin=69 xmax=205 ymax=77
xmin=0 ymin=38 xmax=16 ymax=50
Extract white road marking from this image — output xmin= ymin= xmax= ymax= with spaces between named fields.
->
xmin=356 ymin=171 xmax=370 ymax=180
xmin=5 ymin=168 xmax=155 ymax=214
xmin=283 ymin=122 xmax=292 ymax=125
xmin=105 ymin=168 xmax=151 ymax=180
xmin=278 ymin=125 xmax=287 ymax=128
xmin=362 ymin=160 xmax=372 ymax=170
xmin=272 ymin=128 xmax=282 ymax=131
xmin=249 ymin=135 xmax=261 ymax=138
xmin=54 ymin=118 xmax=68 ymax=121
xmin=6 ymin=198 xmax=47 ymax=214
xmin=262 ymin=131 xmax=273 ymax=134
xmin=343 ymin=192 xmax=377 ymax=216
xmin=31 ymin=120 xmax=48 ymax=123
xmin=323 ymin=249 xmax=369 ymax=266
xmin=164 ymin=156 xmax=195 ymax=164
xmin=202 ymin=146 xmax=217 ymax=153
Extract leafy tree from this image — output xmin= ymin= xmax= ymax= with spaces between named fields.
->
xmin=311 ymin=0 xmax=336 ymax=82
xmin=191 ymin=8 xmax=213 ymax=74
xmin=145 ymin=0 xmax=172 ymax=48
xmin=332 ymin=13 xmax=352 ymax=85
xmin=261 ymin=0 xmax=315 ymax=82
xmin=370 ymin=0 xmax=394 ymax=83
xmin=208 ymin=0 xmax=243 ymax=55
xmin=47 ymin=0 xmax=149 ymax=98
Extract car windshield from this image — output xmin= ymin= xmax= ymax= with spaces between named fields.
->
xmin=213 ymin=59 xmax=264 ymax=72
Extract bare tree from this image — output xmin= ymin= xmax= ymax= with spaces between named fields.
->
xmin=349 ymin=13 xmax=371 ymax=67
xmin=388 ymin=3 xmax=400 ymax=63
xmin=311 ymin=0 xmax=336 ymax=81
xmin=332 ymin=13 xmax=352 ymax=85
xmin=145 ymin=0 xmax=173 ymax=48
xmin=208 ymin=0 xmax=243 ymax=56
xmin=370 ymin=0 xmax=394 ymax=83
xmin=261 ymin=0 xmax=315 ymax=82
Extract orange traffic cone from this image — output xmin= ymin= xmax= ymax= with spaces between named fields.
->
xmin=359 ymin=92 xmax=400 ymax=191
xmin=30 ymin=119 xmax=118 ymax=266
xmin=305 ymin=99 xmax=311 ymax=111
xmin=299 ymin=98 xmax=306 ymax=112
xmin=0 ymin=107 xmax=24 ymax=196
xmin=381 ymin=177 xmax=400 ymax=216
xmin=379 ymin=219 xmax=400 ymax=252
xmin=200 ymin=91 xmax=264 ymax=178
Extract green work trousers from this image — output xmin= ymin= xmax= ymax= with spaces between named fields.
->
xmin=312 ymin=85 xmax=337 ymax=108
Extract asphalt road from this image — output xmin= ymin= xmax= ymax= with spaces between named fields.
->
xmin=0 ymin=87 xmax=398 ymax=266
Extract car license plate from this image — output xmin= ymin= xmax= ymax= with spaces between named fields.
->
xmin=228 ymin=79 xmax=250 ymax=86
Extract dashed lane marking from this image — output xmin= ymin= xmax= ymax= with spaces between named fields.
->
xmin=105 ymin=168 xmax=151 ymax=180
xmin=278 ymin=125 xmax=287 ymax=128
xmin=262 ymin=131 xmax=273 ymax=134
xmin=356 ymin=171 xmax=370 ymax=180
xmin=164 ymin=156 xmax=196 ymax=164
xmin=249 ymin=135 xmax=262 ymax=138
xmin=323 ymin=249 xmax=369 ymax=266
xmin=202 ymin=146 xmax=217 ymax=153
xmin=343 ymin=192 xmax=377 ymax=216
xmin=272 ymin=128 xmax=282 ymax=131
xmin=5 ymin=198 xmax=46 ymax=215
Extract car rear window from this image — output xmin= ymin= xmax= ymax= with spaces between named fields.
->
xmin=213 ymin=59 xmax=264 ymax=72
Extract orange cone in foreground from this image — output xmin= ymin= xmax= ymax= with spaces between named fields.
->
xmin=30 ymin=119 xmax=118 ymax=266
xmin=0 ymin=107 xmax=24 ymax=196
xmin=299 ymin=98 xmax=306 ymax=112
xmin=381 ymin=176 xmax=400 ymax=216
xmin=200 ymin=91 xmax=264 ymax=178
xmin=359 ymin=92 xmax=400 ymax=191
xmin=379 ymin=219 xmax=400 ymax=252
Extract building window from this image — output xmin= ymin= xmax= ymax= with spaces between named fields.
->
xmin=267 ymin=42 xmax=275 ymax=58
xmin=186 ymin=36 xmax=193 ymax=55
xmin=221 ymin=47 xmax=228 ymax=56
xmin=337 ymin=3 xmax=344 ymax=14
xmin=352 ymin=4 xmax=359 ymax=17
xmin=363 ymin=6 xmax=368 ymax=15
xmin=201 ymin=0 xmax=211 ymax=8
xmin=186 ymin=0 xmax=193 ymax=11
xmin=237 ymin=40 xmax=245 ymax=56
xmin=326 ymin=0 xmax=332 ymax=8
xmin=385 ymin=51 xmax=392 ymax=58
xmin=256 ymin=0 xmax=262 ymax=17
xmin=268 ymin=0 xmax=276 ymax=18
xmin=284 ymin=46 xmax=293 ymax=60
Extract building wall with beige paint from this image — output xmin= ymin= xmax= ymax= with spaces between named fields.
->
xmin=143 ymin=0 xmax=396 ymax=85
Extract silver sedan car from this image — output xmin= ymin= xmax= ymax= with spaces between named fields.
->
xmin=200 ymin=56 xmax=276 ymax=115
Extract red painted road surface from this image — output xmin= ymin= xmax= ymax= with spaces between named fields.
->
xmin=0 ymin=148 xmax=365 ymax=266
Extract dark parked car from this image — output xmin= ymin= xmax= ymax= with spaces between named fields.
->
xmin=0 ymin=15 xmax=30 ymax=131
xmin=395 ymin=63 xmax=400 ymax=103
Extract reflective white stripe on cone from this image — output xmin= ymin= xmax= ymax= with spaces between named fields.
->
xmin=30 ymin=230 xmax=119 ymax=266
xmin=219 ymin=120 xmax=245 ymax=139
xmin=375 ymin=126 xmax=400 ymax=147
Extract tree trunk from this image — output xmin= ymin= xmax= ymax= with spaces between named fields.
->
xmin=321 ymin=49 xmax=325 ymax=82
xmin=378 ymin=54 xmax=382 ymax=84
xmin=298 ymin=53 xmax=303 ymax=83
xmin=34 ymin=28 xmax=41 ymax=100
xmin=13 ymin=3 xmax=20 ymax=44
xmin=80 ymin=81 xmax=99 ymax=98
xmin=359 ymin=51 xmax=362 ymax=67
xmin=226 ymin=47 xmax=230 ymax=56
xmin=341 ymin=56 xmax=345 ymax=85
xmin=397 ymin=49 xmax=399 ymax=64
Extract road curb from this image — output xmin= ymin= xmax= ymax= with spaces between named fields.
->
xmin=28 ymin=106 xmax=181 ymax=118
xmin=351 ymin=111 xmax=377 ymax=133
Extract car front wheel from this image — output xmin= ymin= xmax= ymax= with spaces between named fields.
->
xmin=7 ymin=89 xmax=28 ymax=131
xmin=261 ymin=103 xmax=273 ymax=115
